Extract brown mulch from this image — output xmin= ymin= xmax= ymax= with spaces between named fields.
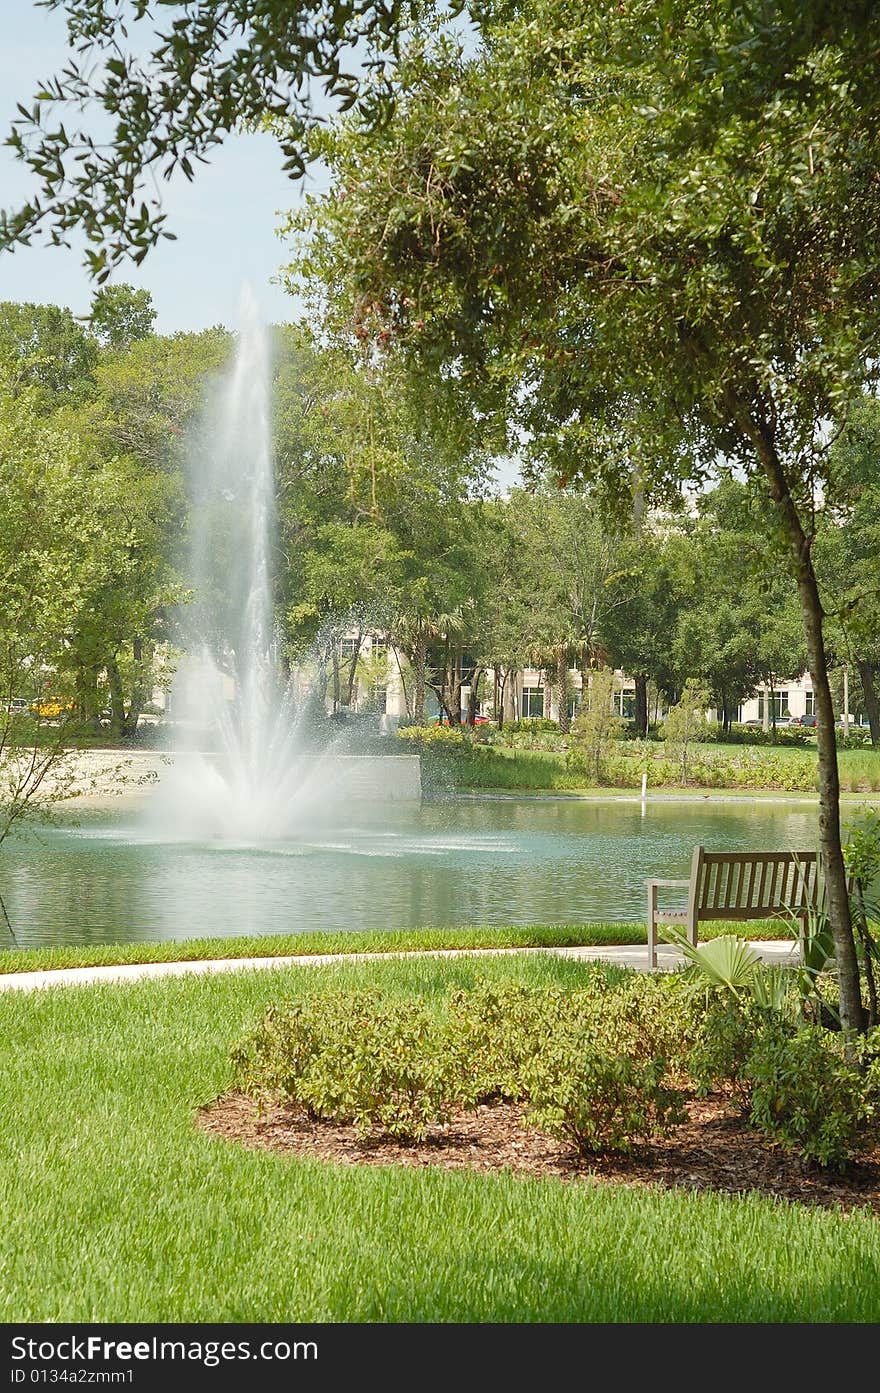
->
xmin=197 ymin=1092 xmax=880 ymax=1215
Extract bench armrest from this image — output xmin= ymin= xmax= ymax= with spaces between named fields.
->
xmin=647 ymin=878 xmax=690 ymax=889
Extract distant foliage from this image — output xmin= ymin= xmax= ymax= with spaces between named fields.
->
xmin=567 ymin=667 xmax=625 ymax=784
xmin=661 ymin=680 xmax=712 ymax=784
xmin=396 ymin=723 xmax=471 ymax=747
xmin=501 ymin=718 xmax=559 ymax=735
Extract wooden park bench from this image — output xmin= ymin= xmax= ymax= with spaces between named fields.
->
xmin=647 ymin=846 xmax=820 ymax=968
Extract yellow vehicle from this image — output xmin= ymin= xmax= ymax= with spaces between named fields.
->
xmin=29 ymin=699 xmax=76 ymax=718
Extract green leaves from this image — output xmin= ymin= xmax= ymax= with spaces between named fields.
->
xmin=4 ymin=0 xmax=416 ymax=275
xmin=663 ymin=928 xmax=763 ymax=995
xmin=232 ymin=971 xmax=696 ymax=1152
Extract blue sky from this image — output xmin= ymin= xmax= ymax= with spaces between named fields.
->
xmin=0 ymin=1 xmax=321 ymax=333
xmin=0 ymin=3 xmax=519 ymax=488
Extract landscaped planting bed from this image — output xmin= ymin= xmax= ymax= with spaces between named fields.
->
xmin=4 ymin=952 xmax=877 ymax=1322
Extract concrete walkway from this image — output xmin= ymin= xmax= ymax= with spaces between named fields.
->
xmin=0 ymin=940 xmax=801 ymax=994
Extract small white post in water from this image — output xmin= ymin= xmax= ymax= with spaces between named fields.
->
xmin=641 ymin=771 xmax=647 ymax=816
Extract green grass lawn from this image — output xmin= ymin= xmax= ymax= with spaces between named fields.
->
xmin=429 ymin=741 xmax=880 ymax=795
xmin=2 ymin=952 xmax=878 ymax=1323
xmin=0 ymin=919 xmax=798 ymax=975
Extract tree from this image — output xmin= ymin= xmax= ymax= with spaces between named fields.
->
xmin=269 ymin=325 xmax=488 ymax=720
xmin=89 ymin=284 xmax=157 ymax=349
xmin=0 ymin=300 xmax=97 ymax=410
xmin=662 ymin=679 xmax=711 ymax=786
xmin=58 ymin=327 xmax=231 ymax=732
xmin=0 ymin=383 xmax=130 ymax=862
xmin=569 ymin=666 xmax=623 ymax=785
xmin=288 ymin=3 xmax=880 ymax=1033
xmin=681 ymin=478 xmax=806 ymax=735
xmin=77 ymin=327 xmax=232 ymax=471
xmin=817 ymin=395 xmax=880 ymax=745
xmin=600 ymin=529 xmax=692 ymax=732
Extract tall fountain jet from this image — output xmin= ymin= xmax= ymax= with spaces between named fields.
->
xmin=153 ymin=287 xmax=329 ymax=841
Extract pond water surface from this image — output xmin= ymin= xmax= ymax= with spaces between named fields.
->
xmin=0 ymin=794 xmax=833 ymax=949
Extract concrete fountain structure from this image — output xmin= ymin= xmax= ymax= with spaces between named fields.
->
xmin=148 ymin=288 xmax=419 ymax=842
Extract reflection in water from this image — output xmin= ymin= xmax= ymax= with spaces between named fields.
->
xmin=1 ymin=797 xmax=826 ymax=949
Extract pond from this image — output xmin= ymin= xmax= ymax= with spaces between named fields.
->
xmin=0 ymin=792 xmax=836 ymax=950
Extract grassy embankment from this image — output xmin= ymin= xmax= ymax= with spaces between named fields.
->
xmin=421 ymin=740 xmax=880 ymax=795
xmin=3 ymin=952 xmax=878 ymax=1323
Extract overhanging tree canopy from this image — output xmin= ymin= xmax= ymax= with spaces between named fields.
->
xmin=0 ymin=0 xmax=437 ymax=279
xmin=281 ymin=1 xmax=880 ymax=1032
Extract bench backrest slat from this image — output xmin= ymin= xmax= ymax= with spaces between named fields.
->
xmin=694 ymin=849 xmax=818 ymax=919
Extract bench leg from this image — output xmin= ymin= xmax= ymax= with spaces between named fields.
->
xmin=647 ymin=883 xmax=658 ymax=969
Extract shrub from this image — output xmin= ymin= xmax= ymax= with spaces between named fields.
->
xmin=232 ymin=989 xmax=466 ymax=1141
xmin=745 ymin=1025 xmax=877 ymax=1169
xmin=502 ymin=717 xmax=559 ymax=735
xmin=231 ymin=994 xmax=345 ymax=1110
xmin=585 ymin=973 xmax=700 ymax=1070
xmin=688 ymin=997 xmax=772 ymax=1099
xmin=720 ymin=723 xmax=814 ymax=747
xmin=396 ymin=723 xmax=470 ymax=748
xmin=446 ymin=982 xmax=567 ymax=1102
xmin=520 ymin=1027 xmax=686 ymax=1156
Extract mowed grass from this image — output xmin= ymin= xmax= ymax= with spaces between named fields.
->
xmin=0 ymin=919 xmax=798 ymax=975
xmin=434 ymin=741 xmax=880 ymax=794
xmin=2 ymin=953 xmax=879 ymax=1323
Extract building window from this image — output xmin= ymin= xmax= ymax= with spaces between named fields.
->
xmin=614 ymin=689 xmax=635 ymax=719
xmin=521 ymin=685 xmax=544 ymax=718
xmin=758 ymin=690 xmax=790 ymax=721
xmin=339 ymin=636 xmax=360 ymax=661
xmin=568 ymin=691 xmax=582 ymax=719
xmin=805 ymin=691 xmax=815 ymax=716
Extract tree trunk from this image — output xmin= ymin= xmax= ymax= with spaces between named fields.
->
xmin=331 ymin=648 xmax=340 ymax=714
xmin=467 ymin=671 xmax=483 ymax=727
xmin=502 ymin=667 xmax=517 ymax=725
xmin=556 ymin=645 xmax=571 ymax=734
xmin=742 ymin=404 xmax=865 ymax=1035
xmin=345 ymin=630 xmax=363 ymax=707
xmin=75 ymin=662 xmax=102 ymax=731
xmin=392 ymin=645 xmax=412 ymax=718
xmin=124 ymin=636 xmax=148 ymax=738
xmin=857 ymin=660 xmax=880 ymax=747
xmin=107 ymin=658 xmax=126 ymax=738
xmin=634 ymin=674 xmax=648 ymax=738
xmin=413 ymin=629 xmax=426 ymax=723
xmin=450 ymin=647 xmax=464 ymax=725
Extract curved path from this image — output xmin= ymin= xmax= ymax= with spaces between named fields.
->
xmin=0 ymin=940 xmax=801 ymax=993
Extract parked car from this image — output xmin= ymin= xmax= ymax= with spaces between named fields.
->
xmin=792 ymin=714 xmax=818 ymax=727
xmin=29 ymin=699 xmax=76 ymax=719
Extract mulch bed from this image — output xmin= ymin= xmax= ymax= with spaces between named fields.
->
xmin=197 ymin=1092 xmax=880 ymax=1215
